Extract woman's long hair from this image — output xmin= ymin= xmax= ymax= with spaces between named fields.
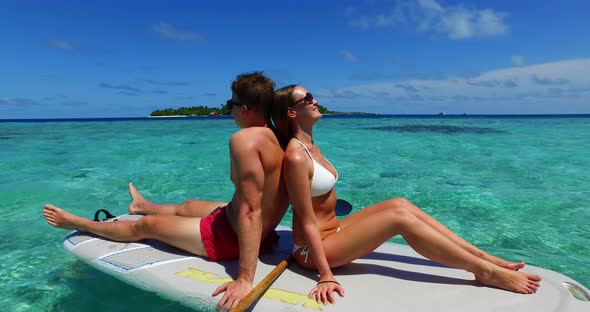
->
xmin=271 ymin=85 xmax=297 ymax=149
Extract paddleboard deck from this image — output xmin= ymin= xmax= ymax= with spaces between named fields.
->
xmin=63 ymin=214 xmax=589 ymax=311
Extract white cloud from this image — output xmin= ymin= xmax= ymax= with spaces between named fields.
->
xmin=153 ymin=22 xmax=203 ymax=41
xmin=512 ymin=55 xmax=525 ymax=66
xmin=318 ymin=58 xmax=590 ymax=113
xmin=143 ymin=79 xmax=188 ymax=86
xmin=340 ymin=50 xmax=358 ymax=62
xmin=47 ymin=39 xmax=75 ymax=50
xmin=476 ymin=9 xmax=508 ymax=36
xmin=0 ymin=97 xmax=38 ymax=106
xmin=349 ymin=0 xmax=508 ymax=40
xmin=99 ymin=83 xmax=143 ymax=94
xmin=417 ymin=0 xmax=443 ymax=12
xmin=350 ymin=17 xmax=371 ymax=29
xmin=0 ymin=97 xmax=15 ymax=105
xmin=531 ymin=75 xmax=570 ymax=86
xmin=60 ymin=100 xmax=88 ymax=107
xmin=438 ymin=8 xmax=474 ymax=39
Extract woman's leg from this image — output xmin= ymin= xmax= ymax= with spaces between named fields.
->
xmin=354 ymin=197 xmax=524 ymax=270
xmin=128 ymin=183 xmax=226 ymax=217
xmin=43 ymin=204 xmax=208 ymax=257
xmin=321 ymin=200 xmax=540 ymax=294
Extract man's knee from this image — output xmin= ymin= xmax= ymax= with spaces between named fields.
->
xmin=181 ymin=199 xmax=197 ymax=207
xmin=178 ymin=200 xmax=194 ymax=213
xmin=135 ymin=215 xmax=159 ymax=238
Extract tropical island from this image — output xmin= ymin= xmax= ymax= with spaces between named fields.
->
xmin=150 ymin=105 xmax=230 ymax=117
xmin=150 ymin=103 xmax=336 ymax=117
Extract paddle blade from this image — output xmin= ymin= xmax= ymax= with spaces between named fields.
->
xmin=335 ymin=199 xmax=353 ymax=216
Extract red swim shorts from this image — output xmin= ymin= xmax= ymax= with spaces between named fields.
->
xmin=200 ymin=206 xmax=239 ymax=262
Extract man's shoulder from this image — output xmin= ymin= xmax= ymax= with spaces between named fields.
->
xmin=230 ymin=127 xmax=276 ymax=144
xmin=234 ymin=126 xmax=274 ymax=136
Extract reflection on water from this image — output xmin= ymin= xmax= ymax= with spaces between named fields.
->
xmin=364 ymin=125 xmax=506 ymax=134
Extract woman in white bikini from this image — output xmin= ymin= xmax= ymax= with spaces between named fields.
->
xmin=271 ymin=85 xmax=541 ymax=305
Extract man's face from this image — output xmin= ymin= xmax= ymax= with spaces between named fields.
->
xmin=229 ymin=93 xmax=246 ymax=128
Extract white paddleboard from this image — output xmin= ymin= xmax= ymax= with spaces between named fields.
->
xmin=63 ymin=214 xmax=589 ymax=311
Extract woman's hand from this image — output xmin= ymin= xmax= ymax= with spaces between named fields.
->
xmin=309 ymin=280 xmax=344 ymax=304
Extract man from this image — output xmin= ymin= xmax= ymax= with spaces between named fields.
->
xmin=43 ymin=72 xmax=290 ymax=310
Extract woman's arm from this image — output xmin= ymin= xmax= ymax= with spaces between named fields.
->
xmin=284 ymin=145 xmax=343 ymax=303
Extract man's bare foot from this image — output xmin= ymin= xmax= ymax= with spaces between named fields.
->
xmin=128 ymin=183 xmax=147 ymax=215
xmin=43 ymin=204 xmax=86 ymax=230
xmin=476 ymin=266 xmax=541 ymax=294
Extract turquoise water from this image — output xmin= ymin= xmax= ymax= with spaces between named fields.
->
xmin=1 ymin=116 xmax=589 ymax=311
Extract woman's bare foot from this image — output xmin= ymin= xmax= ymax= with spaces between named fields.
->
xmin=43 ymin=204 xmax=87 ymax=230
xmin=484 ymin=254 xmax=526 ymax=271
xmin=475 ymin=266 xmax=541 ymax=294
xmin=128 ymin=183 xmax=147 ymax=214
xmin=503 ymin=261 xmax=526 ymax=271
xmin=474 ymin=250 xmax=526 ymax=271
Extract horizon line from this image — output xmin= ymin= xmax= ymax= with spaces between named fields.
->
xmin=2 ymin=113 xmax=590 ymax=122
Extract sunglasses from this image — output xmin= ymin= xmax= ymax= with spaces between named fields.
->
xmin=292 ymin=92 xmax=314 ymax=106
xmin=226 ymin=99 xmax=244 ymax=110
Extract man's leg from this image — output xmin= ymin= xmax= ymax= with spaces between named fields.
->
xmin=128 ymin=183 xmax=226 ymax=217
xmin=44 ymin=204 xmax=208 ymax=257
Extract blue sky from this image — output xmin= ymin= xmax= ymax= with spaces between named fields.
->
xmin=1 ymin=0 xmax=589 ymax=118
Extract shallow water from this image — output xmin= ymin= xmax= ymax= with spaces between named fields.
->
xmin=1 ymin=116 xmax=588 ymax=311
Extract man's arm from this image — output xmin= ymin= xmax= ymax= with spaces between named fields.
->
xmin=213 ymin=130 xmax=265 ymax=310
xmin=232 ymin=131 xmax=265 ymax=285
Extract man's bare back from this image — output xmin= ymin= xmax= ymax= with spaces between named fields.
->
xmin=225 ymin=126 xmax=289 ymax=239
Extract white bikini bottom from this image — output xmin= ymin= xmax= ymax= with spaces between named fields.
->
xmin=292 ymin=227 xmax=340 ymax=264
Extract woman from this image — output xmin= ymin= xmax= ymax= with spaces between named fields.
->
xmin=271 ymin=85 xmax=541 ymax=305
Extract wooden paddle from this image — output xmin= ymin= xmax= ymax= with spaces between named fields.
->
xmin=232 ymin=199 xmax=353 ymax=311
xmin=231 ymin=255 xmax=293 ymax=312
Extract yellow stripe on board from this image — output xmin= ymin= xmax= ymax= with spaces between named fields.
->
xmin=176 ymin=268 xmax=323 ymax=311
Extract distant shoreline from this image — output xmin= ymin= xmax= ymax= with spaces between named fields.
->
xmin=2 ymin=113 xmax=590 ymax=122
xmin=148 ymin=115 xmax=188 ymax=118
xmin=147 ymin=112 xmax=379 ymax=118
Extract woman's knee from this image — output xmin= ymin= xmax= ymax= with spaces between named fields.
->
xmin=383 ymin=197 xmax=411 ymax=215
xmin=384 ymin=198 xmax=417 ymax=229
xmin=387 ymin=197 xmax=413 ymax=208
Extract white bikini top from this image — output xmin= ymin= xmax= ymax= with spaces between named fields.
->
xmin=294 ymin=139 xmax=338 ymax=197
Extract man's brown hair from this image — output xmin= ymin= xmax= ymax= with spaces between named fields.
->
xmin=231 ymin=72 xmax=275 ymax=116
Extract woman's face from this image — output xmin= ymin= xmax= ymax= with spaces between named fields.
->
xmin=291 ymin=86 xmax=321 ymax=120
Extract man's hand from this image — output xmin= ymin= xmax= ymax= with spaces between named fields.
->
xmin=212 ymin=279 xmax=253 ymax=310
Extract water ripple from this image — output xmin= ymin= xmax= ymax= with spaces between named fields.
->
xmin=364 ymin=125 xmax=507 ymax=134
